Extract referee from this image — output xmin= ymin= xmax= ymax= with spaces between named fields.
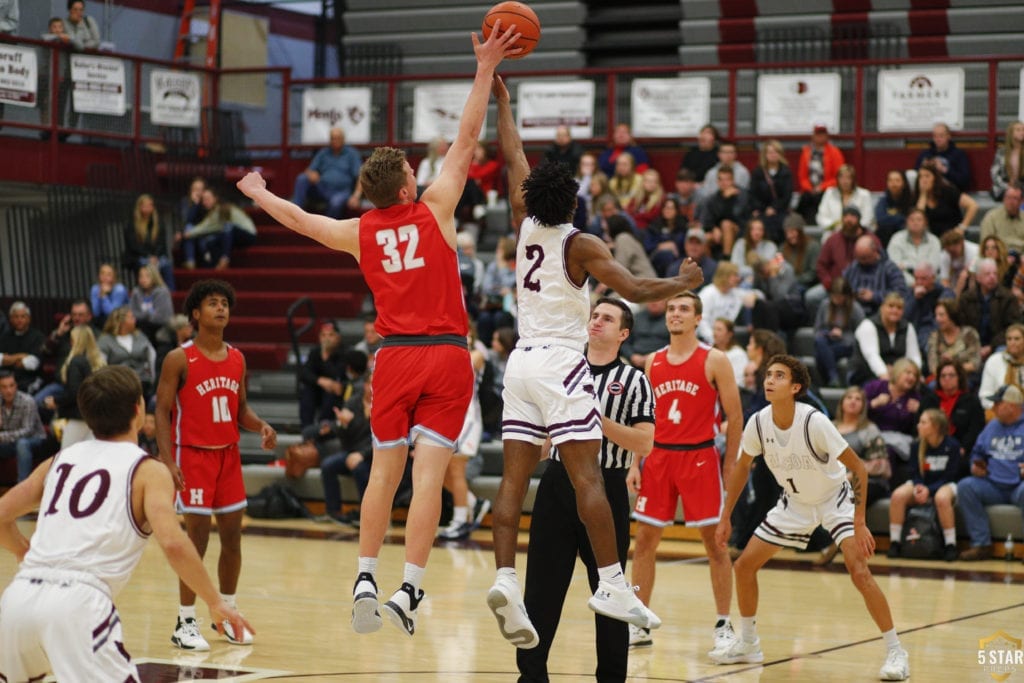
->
xmin=517 ymin=297 xmax=655 ymax=683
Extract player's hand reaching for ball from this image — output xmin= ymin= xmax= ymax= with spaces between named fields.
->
xmin=473 ymin=19 xmax=522 ymax=68
xmin=236 ymin=172 xmax=267 ymax=202
xmin=491 ymin=73 xmax=510 ymax=103
xmin=675 ymin=257 xmax=705 ymax=292
xmin=210 ymin=601 xmax=255 ymax=642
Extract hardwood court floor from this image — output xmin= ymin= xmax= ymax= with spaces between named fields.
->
xmin=2 ymin=518 xmax=1022 ymax=682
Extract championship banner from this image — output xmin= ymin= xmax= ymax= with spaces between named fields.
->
xmin=631 ymin=77 xmax=710 ymax=138
xmin=756 ymin=73 xmax=841 ymax=135
xmin=0 ymin=45 xmax=38 ymax=108
xmin=878 ymin=68 xmax=964 ymax=132
xmin=516 ymin=80 xmax=594 ymax=141
xmin=301 ymin=87 xmax=372 ymax=144
xmin=150 ymin=70 xmax=201 ymax=128
xmin=71 ymin=54 xmax=126 ymax=116
xmin=412 ymin=83 xmax=480 ymax=143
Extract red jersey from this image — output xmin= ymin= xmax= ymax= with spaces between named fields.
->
xmin=173 ymin=341 xmax=244 ymax=447
xmin=648 ymin=344 xmax=719 ymax=445
xmin=358 ymin=202 xmax=468 ymax=338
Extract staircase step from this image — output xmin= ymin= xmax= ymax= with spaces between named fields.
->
xmin=231 ymin=245 xmax=350 ymax=269
xmin=257 ymin=225 xmax=321 ymax=247
xmin=228 ymin=316 xmax=318 ymax=344
xmin=232 ymin=342 xmax=290 ymax=371
xmin=174 ymin=268 xmax=367 ymax=294
xmin=171 ymin=291 xmax=364 ymax=318
xmin=246 ymin=397 xmax=301 ymax=432
xmin=247 ymin=369 xmax=301 ymax=400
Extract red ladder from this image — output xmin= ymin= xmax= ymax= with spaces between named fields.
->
xmin=173 ymin=0 xmax=222 ymax=68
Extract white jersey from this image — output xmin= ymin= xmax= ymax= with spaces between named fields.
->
xmin=515 ymin=217 xmax=589 ymax=351
xmin=21 ymin=440 xmax=151 ymax=597
xmin=741 ymin=402 xmax=850 ymax=505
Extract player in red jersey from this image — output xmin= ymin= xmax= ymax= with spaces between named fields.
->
xmin=629 ymin=291 xmax=743 ymax=655
xmin=236 ymin=24 xmax=522 ymax=636
xmin=156 ymin=279 xmax=277 ymax=652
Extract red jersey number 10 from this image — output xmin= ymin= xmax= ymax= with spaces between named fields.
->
xmin=212 ymin=396 xmax=232 ymax=423
xmin=377 ymin=225 xmax=426 ymax=273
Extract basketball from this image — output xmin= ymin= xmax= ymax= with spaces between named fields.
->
xmin=482 ymin=2 xmax=541 ymax=59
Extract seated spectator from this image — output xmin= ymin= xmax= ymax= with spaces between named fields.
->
xmin=581 ymin=172 xmax=611 ymax=228
xmin=666 ymin=168 xmax=700 ymax=225
xmin=874 ymin=169 xmax=914 ymax=248
xmin=915 ymin=122 xmax=972 ymax=193
xmin=44 ymin=325 xmax=105 ymax=448
xmin=816 ymin=164 xmax=875 ymax=233
xmin=606 ymin=214 xmax=655 ymax=280
xmin=904 ymin=263 xmax=954 ymax=359
xmin=679 ymin=228 xmax=718 ymax=290
xmin=36 ymin=299 xmax=94 ymax=412
xmin=919 ymin=359 xmax=984 ymax=472
xmin=990 ymin=120 xmax=1024 ymax=201
xmin=89 ymin=262 xmax=128 ymax=329
xmin=352 ymin=313 xmax=381 ymax=359
xmin=320 ymin=380 xmax=374 ymax=526
xmin=697 ymin=261 xmax=775 ymax=343
xmin=864 ymin=357 xmax=922 ymax=483
xmin=956 ymin=384 xmax=1024 ymax=561
xmin=980 ymin=234 xmax=1018 ymax=289
xmin=123 ymin=193 xmax=174 ymax=290
xmin=697 ymin=140 xmax=750 ymax=200
xmin=181 ymin=186 xmax=257 ymax=270
xmin=97 ymin=306 xmax=156 ymax=399
xmin=608 ymin=152 xmax=643 ymax=211
xmin=680 ymin=123 xmax=720 ymax=183
xmin=155 ymin=313 xmax=193 ymax=378
xmin=644 ymin=197 xmax=689 ymax=277
xmin=620 ymin=300 xmax=669 ymax=368
xmin=0 ymin=302 xmax=45 ymax=395
xmin=129 ymin=264 xmax=173 ymax=345
xmin=805 ymin=206 xmax=880 ymax=314
xmin=731 ymin=217 xmax=778 ymax=279
xmin=796 ymin=124 xmax=845 ymax=224
xmin=698 ymin=165 xmax=750 ymax=258
xmin=887 ymin=408 xmax=961 ymax=561
xmin=545 ymin=125 xmax=584 ymax=172
xmin=598 ymin=122 xmax=649 ymax=177
xmin=978 ymin=323 xmax=1024 ymax=413
xmin=575 ymin=153 xmax=598 ymax=217
xmin=416 ymin=136 xmax=448 ymax=189
xmin=629 ymin=168 xmax=665 ymax=229
xmin=0 ymin=369 xmax=47 ymax=484
xmin=586 ymin=193 xmax=637 ymax=243
xmin=914 ymin=159 xmax=977 ymax=238
xmin=181 ymin=176 xmax=207 ymax=228
xmin=292 ymin=127 xmax=363 ymax=218
xmin=752 ymin=254 xmax=806 ymax=340
xmin=938 ymin=229 xmax=979 ymax=296
xmin=713 ymin=318 xmax=749 ymax=386
xmin=485 ymin=326 xmax=515 ymax=434
xmin=465 ymin=141 xmax=501 ymax=214
xmin=841 ymin=234 xmax=908 ymax=317
xmin=814 ymin=277 xmax=866 ymax=387
xmin=925 ymin=297 xmax=980 ymax=380
xmin=887 ymin=209 xmax=942 ymax=286
xmin=780 ymin=214 xmax=820 ymax=291
xmin=849 ymin=292 xmax=922 ymax=385
xmin=980 ymin=185 xmax=1024 ymax=254
xmin=138 ymin=412 xmax=158 ymax=456
xmin=748 ymin=139 xmax=793 ymax=242
xmin=477 ymin=236 xmax=517 ymax=347
xmin=457 ymin=231 xmax=485 ymax=316
xmin=298 ymin=321 xmax=348 ymax=429
xmin=833 ymin=386 xmax=892 ymax=505
xmin=959 ymin=257 xmax=1021 ymax=363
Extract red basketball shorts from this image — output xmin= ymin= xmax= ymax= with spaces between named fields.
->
xmin=632 ymin=445 xmax=724 ymax=527
xmin=175 ymin=443 xmax=246 ymax=515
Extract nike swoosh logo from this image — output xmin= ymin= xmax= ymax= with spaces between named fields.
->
xmin=696 ymin=461 xmax=706 ymax=467
xmin=188 ymin=357 xmax=198 ymax=363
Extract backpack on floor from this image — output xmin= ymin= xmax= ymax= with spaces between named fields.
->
xmin=900 ymin=504 xmax=943 ymax=560
xmin=246 ymin=482 xmax=312 ymax=519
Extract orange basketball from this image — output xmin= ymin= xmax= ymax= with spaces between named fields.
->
xmin=482 ymin=2 xmax=541 ymax=59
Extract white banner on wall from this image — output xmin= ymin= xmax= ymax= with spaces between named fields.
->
xmin=71 ymin=54 xmax=126 ymax=116
xmin=301 ymin=88 xmax=372 ymax=144
xmin=631 ymin=77 xmax=710 ymax=138
xmin=412 ymin=83 xmax=481 ymax=143
xmin=516 ymin=80 xmax=594 ymax=141
xmin=756 ymin=73 xmax=841 ymax=135
xmin=878 ymin=68 xmax=964 ymax=132
xmin=0 ymin=45 xmax=38 ymax=108
xmin=150 ymin=70 xmax=201 ymax=127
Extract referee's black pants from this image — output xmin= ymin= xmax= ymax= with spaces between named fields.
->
xmin=516 ymin=460 xmax=630 ymax=683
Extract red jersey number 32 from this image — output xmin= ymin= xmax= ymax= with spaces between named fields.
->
xmin=377 ymin=225 xmax=425 ymax=273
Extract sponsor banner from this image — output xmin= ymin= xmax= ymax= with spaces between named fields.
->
xmin=413 ymin=83 xmax=481 ymax=143
xmin=0 ymin=44 xmax=38 ymax=108
xmin=301 ymin=87 xmax=372 ymax=144
xmin=71 ymin=54 xmax=126 ymax=115
xmin=878 ymin=67 xmax=964 ymax=132
xmin=517 ymin=80 xmax=594 ymax=141
xmin=631 ymin=77 xmax=710 ymax=138
xmin=150 ymin=70 xmax=201 ymax=127
xmin=757 ymin=73 xmax=841 ymax=135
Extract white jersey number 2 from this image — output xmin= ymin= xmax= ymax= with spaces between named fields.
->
xmin=377 ymin=225 xmax=425 ymax=273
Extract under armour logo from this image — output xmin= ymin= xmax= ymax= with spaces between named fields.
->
xmin=189 ymin=488 xmax=204 ymax=506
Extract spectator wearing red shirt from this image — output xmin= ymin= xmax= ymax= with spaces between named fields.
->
xmin=797 ymin=124 xmax=845 ymax=224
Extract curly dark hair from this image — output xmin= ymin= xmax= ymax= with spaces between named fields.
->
xmin=765 ymin=354 xmax=810 ymax=399
xmin=522 ymin=159 xmax=578 ymax=227
xmin=183 ymin=279 xmax=236 ymax=320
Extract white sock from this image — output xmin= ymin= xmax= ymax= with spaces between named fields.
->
xmin=452 ymin=506 xmax=469 ymax=524
xmin=882 ymin=628 xmax=901 ymax=650
xmin=716 ymin=614 xmax=731 ymax=628
xmin=890 ymin=524 xmax=902 ymax=543
xmin=403 ymin=562 xmax=425 ymax=592
xmin=497 ymin=567 xmax=519 ymax=585
xmin=597 ymin=564 xmax=627 ymax=589
xmin=943 ymin=528 xmax=956 ymax=546
xmin=358 ymin=556 xmax=378 ymax=576
xmin=219 ymin=593 xmax=236 ymax=609
xmin=179 ymin=605 xmax=197 ymax=621
xmin=740 ymin=616 xmax=758 ymax=643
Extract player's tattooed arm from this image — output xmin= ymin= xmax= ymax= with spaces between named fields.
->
xmin=850 ymin=472 xmax=863 ymax=507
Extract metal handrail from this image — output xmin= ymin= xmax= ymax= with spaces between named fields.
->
xmin=285 ymin=296 xmax=317 ymax=399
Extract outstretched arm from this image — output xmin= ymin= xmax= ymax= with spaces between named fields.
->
xmin=0 ymin=457 xmax=52 ymax=561
xmin=237 ymin=171 xmax=360 ymax=256
xmin=493 ymin=74 xmax=528 ymax=234
xmin=573 ymin=233 xmax=704 ymax=303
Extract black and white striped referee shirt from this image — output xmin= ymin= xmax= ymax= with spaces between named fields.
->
xmin=551 ymin=357 xmax=655 ymax=470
